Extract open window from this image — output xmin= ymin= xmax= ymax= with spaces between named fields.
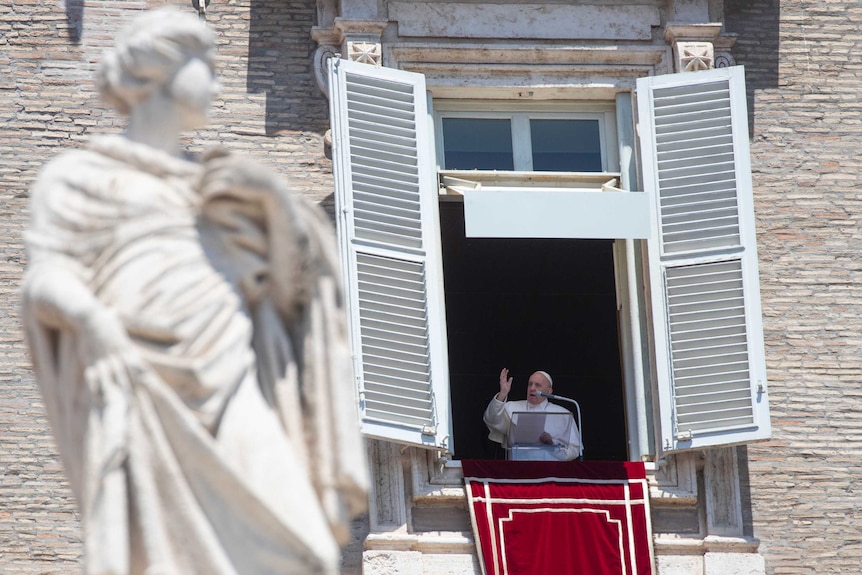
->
xmin=328 ymin=58 xmax=770 ymax=459
xmin=433 ymin=101 xmax=636 ymax=461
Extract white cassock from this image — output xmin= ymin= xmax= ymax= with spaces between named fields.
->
xmin=483 ymin=397 xmax=581 ymax=461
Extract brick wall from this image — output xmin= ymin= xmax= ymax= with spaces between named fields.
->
xmin=0 ymin=1 xmax=344 ymax=571
xmin=727 ymin=1 xmax=862 ymax=573
xmin=6 ymin=1 xmax=862 ymax=574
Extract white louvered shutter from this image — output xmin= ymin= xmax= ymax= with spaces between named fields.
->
xmin=637 ymin=66 xmax=771 ymax=454
xmin=328 ymin=59 xmax=452 ymax=451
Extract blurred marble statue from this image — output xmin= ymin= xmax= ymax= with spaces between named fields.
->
xmin=21 ymin=9 xmax=367 ymax=574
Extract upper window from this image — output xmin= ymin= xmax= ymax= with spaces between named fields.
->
xmin=434 ymin=103 xmax=616 ymax=173
xmin=440 ymin=118 xmax=514 ymax=170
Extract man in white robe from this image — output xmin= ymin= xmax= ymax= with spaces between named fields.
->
xmin=484 ymin=369 xmax=581 ymax=461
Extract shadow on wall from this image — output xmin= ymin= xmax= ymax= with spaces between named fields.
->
xmin=247 ymin=0 xmax=329 ymax=135
xmin=736 ymin=445 xmax=756 ymax=538
xmin=723 ymin=0 xmax=780 ymax=136
xmin=65 ymin=0 xmax=84 ymax=43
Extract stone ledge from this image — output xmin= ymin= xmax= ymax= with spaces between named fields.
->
xmin=653 ymin=535 xmax=761 ymax=556
xmin=412 ymin=488 xmax=468 ymax=507
xmin=365 ymin=531 xmax=475 ymax=554
xmin=649 ymin=486 xmax=698 ymax=506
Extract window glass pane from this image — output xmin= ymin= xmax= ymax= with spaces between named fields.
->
xmin=442 ymin=118 xmax=514 ymax=170
xmin=531 ymin=119 xmax=602 ymax=171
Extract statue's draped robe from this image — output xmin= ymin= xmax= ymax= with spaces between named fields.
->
xmin=23 ymin=136 xmax=367 ymax=575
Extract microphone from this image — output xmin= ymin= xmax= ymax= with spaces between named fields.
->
xmin=534 ymin=390 xmax=584 ymax=459
xmin=535 ymin=390 xmax=567 ymax=401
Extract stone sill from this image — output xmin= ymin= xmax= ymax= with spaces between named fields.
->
xmin=365 ymin=531 xmax=476 ymax=554
xmin=653 ymin=535 xmax=761 ymax=556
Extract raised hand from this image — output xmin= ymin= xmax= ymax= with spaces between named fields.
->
xmin=497 ymin=367 xmax=513 ymax=401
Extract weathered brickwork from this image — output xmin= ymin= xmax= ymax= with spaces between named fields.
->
xmin=0 ymin=0 xmax=341 ymax=572
xmin=4 ymin=1 xmax=862 ymax=574
xmin=726 ymin=1 xmax=862 ymax=573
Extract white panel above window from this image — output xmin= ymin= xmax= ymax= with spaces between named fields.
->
xmin=464 ymin=190 xmax=650 ymax=239
xmin=329 ymin=58 xmax=452 ymax=452
xmin=439 ymin=169 xmax=649 ymax=239
xmin=638 ymin=66 xmax=771 ymax=454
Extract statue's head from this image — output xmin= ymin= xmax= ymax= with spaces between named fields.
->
xmin=96 ymin=9 xmax=216 ymax=116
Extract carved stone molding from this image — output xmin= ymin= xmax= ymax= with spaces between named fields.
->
xmin=334 ymin=19 xmax=388 ymax=66
xmin=650 ymin=452 xmax=699 ymax=504
xmin=311 ymin=19 xmax=389 ymax=94
xmin=347 ymin=40 xmax=382 ymax=65
xmin=664 ymin=22 xmax=719 ymax=73
xmin=312 ymin=44 xmax=339 ymax=97
xmin=311 ymin=26 xmax=341 ymax=96
xmin=387 ymin=2 xmax=660 ymax=41
xmin=334 ymin=17 xmax=389 ymax=37
xmin=704 ymin=447 xmax=744 ymax=537
xmin=367 ymin=440 xmax=408 ymax=532
xmin=714 ymin=33 xmax=739 ymax=69
xmin=388 ymin=43 xmax=671 ymax=98
xmin=664 ymin=22 xmax=723 ymax=44
xmin=675 ymin=41 xmax=715 ymax=72
xmin=714 ymin=51 xmax=736 ymax=68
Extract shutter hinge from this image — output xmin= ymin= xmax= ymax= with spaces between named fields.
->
xmin=421 ymin=425 xmax=436 ymax=437
xmin=357 ymin=381 xmax=366 ymax=408
xmin=676 ymin=430 xmax=693 ymax=442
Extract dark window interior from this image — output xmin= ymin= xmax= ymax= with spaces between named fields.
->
xmin=440 ymin=202 xmax=628 ymax=461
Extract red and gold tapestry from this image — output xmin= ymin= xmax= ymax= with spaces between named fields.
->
xmin=462 ymin=460 xmax=654 ymax=575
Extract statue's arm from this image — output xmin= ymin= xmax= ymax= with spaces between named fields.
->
xmin=23 ymin=263 xmax=135 ymax=370
xmin=27 ymin=166 xmax=136 ymax=365
xmin=198 ymin=151 xmax=318 ymax=322
xmin=24 ymin=263 xmax=102 ymax=332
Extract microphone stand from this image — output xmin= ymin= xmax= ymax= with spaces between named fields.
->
xmin=536 ymin=392 xmax=583 ymax=459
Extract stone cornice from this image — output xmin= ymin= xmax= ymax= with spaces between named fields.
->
xmin=387 ymin=43 xmax=671 ymax=97
xmin=334 ymin=18 xmax=389 ymax=38
xmin=664 ymin=22 xmax=724 ymax=43
xmin=311 ymin=25 xmax=341 ymax=46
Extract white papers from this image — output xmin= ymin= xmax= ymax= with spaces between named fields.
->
xmin=509 ymin=412 xmax=547 ymax=445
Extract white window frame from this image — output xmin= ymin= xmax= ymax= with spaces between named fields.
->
xmin=329 ymin=59 xmax=770 ymax=459
xmin=432 ymin=102 xmax=649 ymax=241
xmin=433 ymin=100 xmax=619 ymax=173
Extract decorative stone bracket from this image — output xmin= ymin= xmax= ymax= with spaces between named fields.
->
xmin=664 ymin=22 xmax=737 ymax=72
xmin=312 ymin=19 xmax=388 ymax=96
